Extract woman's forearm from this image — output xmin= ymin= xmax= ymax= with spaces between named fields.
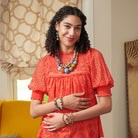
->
xmin=73 ymin=96 xmax=112 ymax=122
xmin=30 ymin=100 xmax=56 ymax=118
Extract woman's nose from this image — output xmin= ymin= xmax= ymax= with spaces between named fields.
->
xmin=69 ymin=28 xmax=75 ymax=36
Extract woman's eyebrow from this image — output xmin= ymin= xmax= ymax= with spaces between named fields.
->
xmin=63 ymin=22 xmax=82 ymax=26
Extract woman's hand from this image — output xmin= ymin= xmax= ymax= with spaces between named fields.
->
xmin=61 ymin=92 xmax=91 ymax=111
xmin=43 ymin=113 xmax=65 ymax=131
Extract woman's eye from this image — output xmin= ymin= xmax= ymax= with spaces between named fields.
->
xmin=75 ymin=27 xmax=81 ymax=30
xmin=65 ymin=25 xmax=70 ymax=28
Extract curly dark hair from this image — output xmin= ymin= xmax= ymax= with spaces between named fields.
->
xmin=45 ymin=6 xmax=90 ymax=56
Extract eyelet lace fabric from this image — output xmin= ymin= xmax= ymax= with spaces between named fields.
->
xmin=28 ymin=48 xmax=114 ymax=138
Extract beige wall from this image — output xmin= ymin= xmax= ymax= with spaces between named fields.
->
xmin=0 ymin=0 xmax=138 ymax=137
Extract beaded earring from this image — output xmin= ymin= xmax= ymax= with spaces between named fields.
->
xmin=56 ymin=32 xmax=59 ymax=40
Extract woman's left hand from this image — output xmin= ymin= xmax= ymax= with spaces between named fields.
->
xmin=43 ymin=113 xmax=65 ymax=131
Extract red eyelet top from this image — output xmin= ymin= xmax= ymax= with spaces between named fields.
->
xmin=28 ymin=48 xmax=114 ymax=138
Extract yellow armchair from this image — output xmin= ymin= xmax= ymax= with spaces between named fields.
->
xmin=0 ymin=100 xmax=41 ymax=138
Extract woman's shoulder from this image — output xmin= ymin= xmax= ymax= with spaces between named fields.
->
xmin=87 ymin=48 xmax=103 ymax=58
xmin=37 ymin=54 xmax=53 ymax=65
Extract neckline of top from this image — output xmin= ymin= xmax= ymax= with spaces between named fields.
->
xmin=58 ymin=50 xmax=74 ymax=55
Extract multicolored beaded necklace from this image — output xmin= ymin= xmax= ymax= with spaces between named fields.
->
xmin=56 ymin=50 xmax=78 ymax=73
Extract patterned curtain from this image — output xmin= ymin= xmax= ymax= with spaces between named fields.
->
xmin=0 ymin=0 xmax=82 ymax=79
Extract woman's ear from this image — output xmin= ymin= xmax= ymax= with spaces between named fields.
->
xmin=55 ymin=22 xmax=59 ymax=31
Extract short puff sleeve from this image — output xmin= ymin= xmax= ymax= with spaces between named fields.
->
xmin=89 ymin=49 xmax=114 ymax=97
xmin=28 ymin=57 xmax=47 ymax=93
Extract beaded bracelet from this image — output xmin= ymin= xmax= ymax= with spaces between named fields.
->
xmin=62 ymin=114 xmax=67 ymax=125
xmin=54 ymin=97 xmax=60 ymax=111
xmin=62 ymin=113 xmax=74 ymax=125
xmin=59 ymin=97 xmax=63 ymax=110
xmin=54 ymin=97 xmax=63 ymax=111
xmin=69 ymin=113 xmax=74 ymax=124
xmin=67 ymin=113 xmax=74 ymax=124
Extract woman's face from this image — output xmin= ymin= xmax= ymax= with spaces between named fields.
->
xmin=55 ymin=15 xmax=82 ymax=52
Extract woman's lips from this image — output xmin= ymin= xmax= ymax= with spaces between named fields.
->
xmin=66 ymin=37 xmax=75 ymax=41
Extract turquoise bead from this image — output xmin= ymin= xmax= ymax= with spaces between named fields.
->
xmin=73 ymin=61 xmax=77 ymax=64
xmin=58 ymin=66 xmax=62 ymax=70
xmin=64 ymin=68 xmax=70 ymax=73
xmin=57 ymin=59 xmax=60 ymax=62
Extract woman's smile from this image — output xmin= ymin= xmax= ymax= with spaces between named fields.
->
xmin=65 ymin=36 xmax=75 ymax=42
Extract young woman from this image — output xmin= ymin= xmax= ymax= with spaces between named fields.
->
xmin=28 ymin=6 xmax=114 ymax=138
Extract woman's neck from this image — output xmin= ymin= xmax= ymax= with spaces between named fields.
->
xmin=59 ymin=46 xmax=75 ymax=53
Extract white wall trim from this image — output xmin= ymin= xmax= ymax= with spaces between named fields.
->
xmin=82 ymin=0 xmax=94 ymax=47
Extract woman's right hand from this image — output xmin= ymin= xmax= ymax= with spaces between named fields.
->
xmin=60 ymin=93 xmax=91 ymax=111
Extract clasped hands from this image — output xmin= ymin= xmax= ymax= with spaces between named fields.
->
xmin=43 ymin=92 xmax=91 ymax=131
